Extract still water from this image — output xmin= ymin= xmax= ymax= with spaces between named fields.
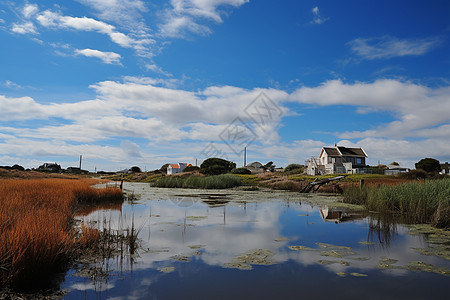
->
xmin=62 ymin=183 xmax=449 ymax=299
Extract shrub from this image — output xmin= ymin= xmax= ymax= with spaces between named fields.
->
xmin=231 ymin=167 xmax=251 ymax=175
xmin=284 ymin=164 xmax=304 ymax=173
xmin=130 ymin=166 xmax=142 ymax=172
xmin=200 ymin=158 xmax=236 ymax=175
xmin=183 ymin=165 xmax=200 ymax=172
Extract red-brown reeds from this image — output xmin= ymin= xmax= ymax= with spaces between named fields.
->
xmin=0 ymin=178 xmax=123 ymax=291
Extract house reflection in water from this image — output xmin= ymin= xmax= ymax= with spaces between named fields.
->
xmin=319 ymin=206 xmax=366 ymax=223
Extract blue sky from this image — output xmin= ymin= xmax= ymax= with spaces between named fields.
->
xmin=0 ymin=0 xmax=449 ymax=171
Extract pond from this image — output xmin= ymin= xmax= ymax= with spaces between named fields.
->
xmin=62 ymin=183 xmax=450 ymax=299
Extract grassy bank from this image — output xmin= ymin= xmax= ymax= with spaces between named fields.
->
xmin=0 ymin=178 xmax=123 ymax=291
xmin=153 ymin=174 xmax=242 ymax=189
xmin=343 ymin=178 xmax=450 ymax=228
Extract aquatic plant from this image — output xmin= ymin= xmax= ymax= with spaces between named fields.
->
xmin=0 ymin=178 xmax=123 ymax=291
xmin=343 ymin=178 xmax=450 ymax=228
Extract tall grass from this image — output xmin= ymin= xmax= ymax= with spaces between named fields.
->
xmin=153 ymin=174 xmax=242 ymax=189
xmin=0 ymin=178 xmax=123 ymax=291
xmin=343 ymin=178 xmax=450 ymax=228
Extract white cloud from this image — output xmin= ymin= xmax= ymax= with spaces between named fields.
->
xmin=35 ymin=8 xmax=154 ymax=56
xmin=75 ymin=48 xmax=122 ymax=65
xmin=3 ymin=80 xmax=23 ymax=90
xmin=289 ymin=79 xmax=450 ymax=139
xmin=311 ymin=6 xmax=329 ymax=25
xmin=75 ymin=0 xmax=148 ymax=31
xmin=159 ymin=0 xmax=249 ymax=38
xmin=22 ymin=3 xmax=39 ymax=18
xmin=1 ymin=78 xmax=449 ymax=168
xmin=11 ymin=21 xmax=37 ymax=34
xmin=348 ymin=36 xmax=442 ymax=60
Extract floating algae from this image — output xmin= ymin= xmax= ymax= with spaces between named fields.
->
xmin=224 ymin=249 xmax=275 ymax=270
xmin=223 ymin=263 xmax=253 ymax=270
xmin=288 ymin=245 xmax=316 ymax=251
xmin=359 ymin=241 xmax=375 ymax=245
xmin=336 ymin=272 xmax=347 ymax=277
xmin=350 ymin=272 xmax=368 ymax=277
xmin=158 ymin=267 xmax=175 ymax=273
xmin=316 ymin=243 xmax=352 ymax=250
xmin=377 ymin=257 xmax=399 ymax=269
xmin=317 ymin=260 xmax=349 ymax=266
xmin=404 ymin=261 xmax=450 ymax=276
xmin=408 ymin=224 xmax=450 ymax=261
xmin=170 ymin=255 xmax=191 ymax=262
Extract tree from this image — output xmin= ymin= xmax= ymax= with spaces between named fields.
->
xmin=200 ymin=158 xmax=236 ymax=175
xmin=390 ymin=161 xmax=400 ymax=166
xmin=415 ymin=158 xmax=441 ymax=173
xmin=130 ymin=166 xmax=142 ymax=172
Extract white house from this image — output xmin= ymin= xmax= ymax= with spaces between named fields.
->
xmin=384 ymin=163 xmax=410 ymax=175
xmin=167 ymin=163 xmax=191 ymax=175
xmin=306 ymin=145 xmax=368 ymax=175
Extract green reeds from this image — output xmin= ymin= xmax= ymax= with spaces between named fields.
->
xmin=153 ymin=174 xmax=242 ymax=189
xmin=343 ymin=178 xmax=450 ymax=228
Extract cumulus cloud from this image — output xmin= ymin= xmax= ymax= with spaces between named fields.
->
xmin=348 ymin=35 xmax=442 ymax=60
xmin=159 ymin=0 xmax=249 ymax=37
xmin=1 ymin=77 xmax=449 ymax=168
xmin=11 ymin=21 xmax=37 ymax=34
xmin=75 ymin=48 xmax=122 ymax=64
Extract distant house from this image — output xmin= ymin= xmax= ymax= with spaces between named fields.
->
xmin=245 ymin=162 xmax=263 ymax=174
xmin=167 ymin=163 xmax=191 ymax=175
xmin=441 ymin=162 xmax=449 ymax=175
xmin=37 ymin=163 xmax=61 ymax=173
xmin=384 ymin=163 xmax=410 ymax=176
xmin=306 ymin=145 xmax=368 ymax=175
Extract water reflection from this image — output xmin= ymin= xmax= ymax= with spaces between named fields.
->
xmin=62 ymin=183 xmax=450 ymax=299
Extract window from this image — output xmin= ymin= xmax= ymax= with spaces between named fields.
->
xmin=356 ymin=158 xmax=362 ymax=164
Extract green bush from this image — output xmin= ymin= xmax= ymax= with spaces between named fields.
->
xmin=284 ymin=164 xmax=304 ymax=173
xmin=231 ymin=167 xmax=251 ymax=175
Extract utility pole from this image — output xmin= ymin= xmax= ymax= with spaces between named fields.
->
xmin=243 ymin=147 xmax=247 ymax=167
xmin=79 ymin=155 xmax=82 ymax=169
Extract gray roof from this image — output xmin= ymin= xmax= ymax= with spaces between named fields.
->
xmin=323 ymin=146 xmax=367 ymax=157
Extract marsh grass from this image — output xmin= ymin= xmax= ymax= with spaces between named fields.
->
xmin=0 ymin=178 xmax=123 ymax=291
xmin=343 ymin=179 xmax=450 ymax=228
xmin=153 ymin=174 xmax=242 ymax=189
